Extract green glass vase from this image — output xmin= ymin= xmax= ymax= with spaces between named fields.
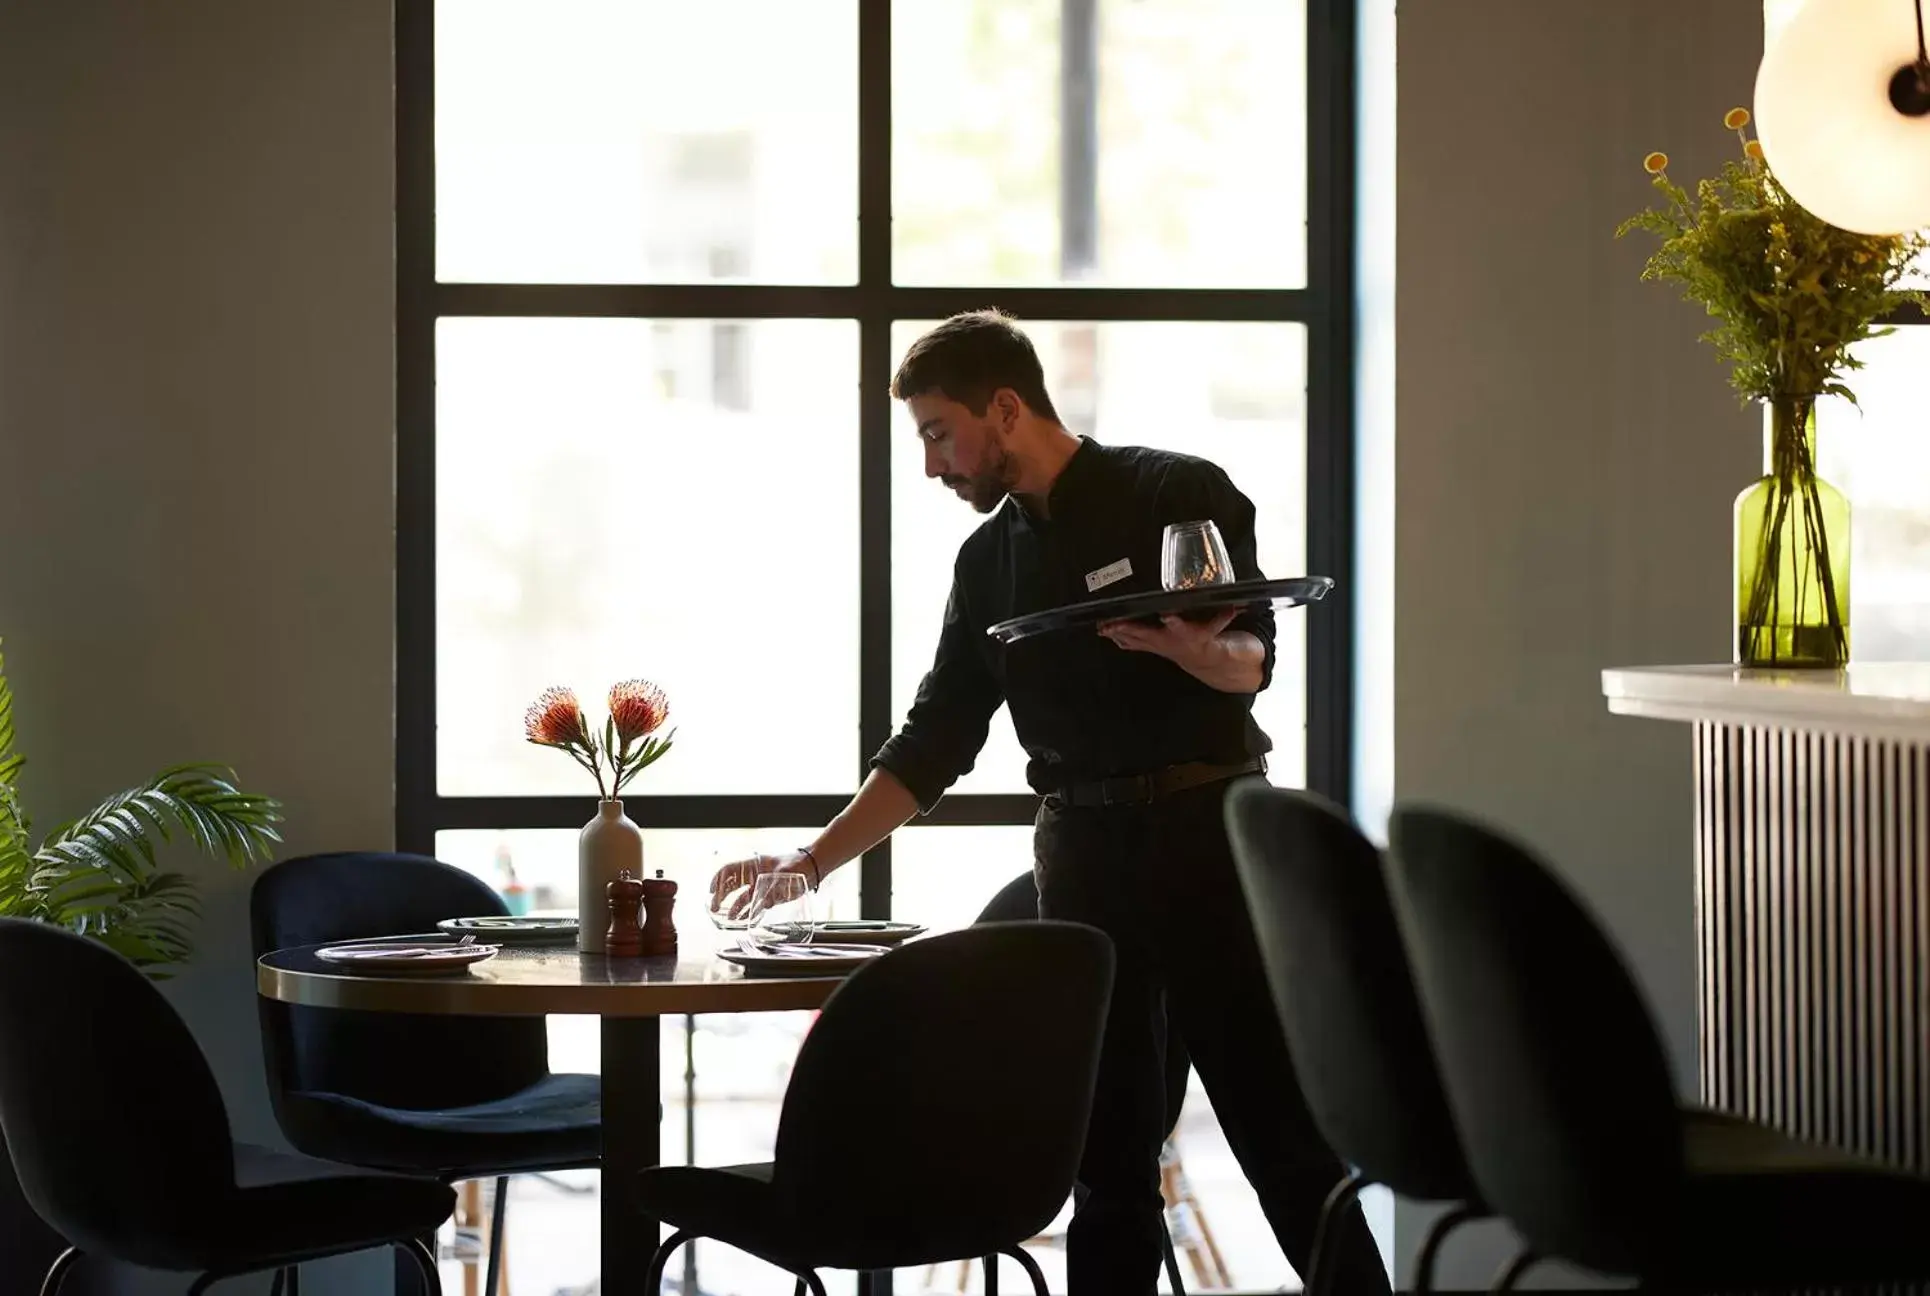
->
xmin=1734 ymin=394 xmax=1849 ymax=668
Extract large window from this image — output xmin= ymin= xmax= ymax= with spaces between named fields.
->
xmin=1815 ymin=323 xmax=1930 ymax=662
xmin=400 ymin=2 xmax=1357 ymax=1292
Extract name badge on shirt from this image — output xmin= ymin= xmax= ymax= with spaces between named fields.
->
xmin=1085 ymin=557 xmax=1133 ymax=592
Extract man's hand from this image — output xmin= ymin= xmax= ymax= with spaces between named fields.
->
xmin=709 ymin=850 xmax=814 ymax=921
xmin=1097 ymin=610 xmax=1266 ymax=693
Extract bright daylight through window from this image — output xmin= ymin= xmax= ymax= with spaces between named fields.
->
xmin=402 ymin=1 xmax=1352 ymax=1292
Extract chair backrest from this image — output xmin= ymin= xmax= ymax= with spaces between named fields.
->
xmin=1386 ymin=807 xmax=1685 ymax=1277
xmin=252 ymin=852 xmax=549 ymax=1114
xmin=973 ymin=870 xmax=1040 ymax=925
xmin=0 ymin=919 xmax=235 ymax=1265
xmin=1223 ymin=785 xmax=1475 ymax=1202
xmin=973 ymin=871 xmax=1189 ymax=1135
xmin=773 ymin=923 xmax=1114 ymax=1267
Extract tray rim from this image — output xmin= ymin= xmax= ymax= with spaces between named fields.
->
xmin=985 ymin=575 xmax=1333 ymax=644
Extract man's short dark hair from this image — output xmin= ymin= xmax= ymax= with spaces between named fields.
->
xmin=890 ymin=309 xmax=1062 ymax=423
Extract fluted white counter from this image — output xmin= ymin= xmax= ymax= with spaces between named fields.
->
xmin=1603 ymin=663 xmax=1930 ymax=742
xmin=1605 ymin=663 xmax=1930 ymax=1172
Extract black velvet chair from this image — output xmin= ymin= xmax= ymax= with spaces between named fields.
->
xmin=0 ymin=918 xmax=451 ymax=1296
xmin=637 ymin=923 xmax=1115 ymax=1295
xmin=1387 ymin=805 xmax=1930 ymax=1290
xmin=975 ymin=871 xmax=1189 ymax=1293
xmin=251 ymin=852 xmax=601 ymax=1294
xmin=1223 ymin=785 xmax=1487 ymax=1294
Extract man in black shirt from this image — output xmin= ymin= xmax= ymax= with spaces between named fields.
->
xmin=713 ymin=311 xmax=1388 ymax=1294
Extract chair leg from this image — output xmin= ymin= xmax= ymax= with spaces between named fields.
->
xmin=1304 ymin=1169 xmax=1368 ymax=1296
xmin=999 ymin=1246 xmax=1049 ymax=1296
xmin=287 ymin=1265 xmax=301 ymax=1296
xmin=399 ymin=1238 xmax=444 ymax=1296
xmin=39 ymin=1248 xmax=82 ymax=1296
xmin=644 ymin=1230 xmax=693 ymax=1294
xmin=797 ymin=1272 xmax=829 ymax=1296
xmin=1159 ymin=1218 xmax=1186 ymax=1294
xmin=269 ymin=1268 xmax=286 ymax=1296
xmin=983 ymin=1252 xmax=1000 ymax=1295
xmin=483 ymin=1176 xmax=509 ymax=1296
xmin=1491 ymin=1247 xmax=1539 ymax=1292
xmin=1412 ymin=1203 xmax=1483 ymax=1293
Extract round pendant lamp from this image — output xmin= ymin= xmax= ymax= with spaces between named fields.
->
xmin=1754 ymin=0 xmax=1930 ymax=234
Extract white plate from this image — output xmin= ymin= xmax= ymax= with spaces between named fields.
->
xmin=437 ymin=916 xmax=579 ymax=945
xmin=765 ymin=920 xmax=926 ymax=947
xmin=716 ymin=943 xmax=885 ymax=977
xmin=316 ymin=941 xmax=500 ymax=976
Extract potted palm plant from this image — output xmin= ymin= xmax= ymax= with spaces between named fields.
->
xmin=0 ymin=639 xmax=283 ymax=1287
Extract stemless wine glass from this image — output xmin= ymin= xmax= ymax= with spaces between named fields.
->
xmin=743 ymin=872 xmax=815 ymax=949
xmin=1161 ymin=519 xmax=1236 ymax=591
xmin=707 ymin=851 xmax=769 ymax=936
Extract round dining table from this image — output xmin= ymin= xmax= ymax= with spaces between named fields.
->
xmin=257 ymin=940 xmax=850 ymax=1295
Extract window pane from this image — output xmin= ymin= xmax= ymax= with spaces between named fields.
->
xmin=434 ymin=828 xmax=862 ymax=1296
xmin=890 ymin=321 xmax=1309 ymax=796
xmin=892 ymin=0 xmax=1307 ymax=287
xmin=1816 ymin=325 xmax=1930 ymax=660
xmin=436 ymin=0 xmax=858 ymax=284
xmin=437 ymin=318 xmax=860 ymax=795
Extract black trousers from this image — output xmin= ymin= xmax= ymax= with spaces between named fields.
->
xmin=1035 ymin=777 xmax=1390 ymax=1296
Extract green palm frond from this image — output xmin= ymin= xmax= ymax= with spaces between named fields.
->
xmin=0 ymin=644 xmax=284 ymax=974
xmin=35 ymin=764 xmax=282 ymax=886
xmin=79 ymin=872 xmax=203 ymax=976
xmin=0 ymin=638 xmax=23 ymax=791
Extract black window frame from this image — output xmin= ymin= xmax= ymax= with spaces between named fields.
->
xmin=395 ymin=0 xmax=1360 ymax=921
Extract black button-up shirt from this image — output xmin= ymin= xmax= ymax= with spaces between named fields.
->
xmin=871 ymin=438 xmax=1276 ymax=811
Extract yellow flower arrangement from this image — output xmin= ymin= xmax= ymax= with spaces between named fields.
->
xmin=1618 ymin=107 xmax=1925 ymax=403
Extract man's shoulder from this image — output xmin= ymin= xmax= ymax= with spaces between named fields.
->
xmin=1099 ymin=442 xmax=1233 ymax=490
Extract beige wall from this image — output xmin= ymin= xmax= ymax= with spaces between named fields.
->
xmin=1391 ymin=0 xmax=1762 ymax=1284
xmin=0 ymin=1 xmax=394 ymax=1290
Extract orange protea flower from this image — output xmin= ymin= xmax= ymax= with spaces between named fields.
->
xmin=608 ymin=679 xmax=670 ymax=743
xmin=524 ymin=686 xmax=587 ymax=748
xmin=1724 ymin=106 xmax=1751 ymax=130
xmin=1643 ymin=151 xmax=1669 ymax=175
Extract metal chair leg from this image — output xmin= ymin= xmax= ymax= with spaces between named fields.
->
xmin=1159 ymin=1218 xmax=1186 ymax=1294
xmin=39 ymin=1248 xmax=82 ymax=1296
xmin=287 ymin=1265 xmax=301 ymax=1296
xmin=1412 ymin=1202 xmax=1484 ymax=1292
xmin=398 ymin=1238 xmax=444 ymax=1296
xmin=983 ymin=1251 xmax=1000 ymax=1295
xmin=1491 ymin=1247 xmax=1539 ymax=1292
xmin=483 ymin=1175 xmax=509 ymax=1296
xmin=999 ymin=1246 xmax=1048 ymax=1296
xmin=799 ymin=1272 xmax=829 ymax=1296
xmin=645 ymin=1229 xmax=693 ymax=1294
xmin=1304 ymin=1169 xmax=1368 ymax=1296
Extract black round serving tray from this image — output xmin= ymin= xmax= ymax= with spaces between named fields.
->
xmin=985 ymin=576 xmax=1334 ymax=645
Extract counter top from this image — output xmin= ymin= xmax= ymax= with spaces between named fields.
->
xmin=1602 ymin=664 xmax=1930 ymax=740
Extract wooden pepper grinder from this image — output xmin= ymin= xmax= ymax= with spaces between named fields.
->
xmin=604 ymin=869 xmax=646 ymax=958
xmin=640 ymin=869 xmax=678 ymax=958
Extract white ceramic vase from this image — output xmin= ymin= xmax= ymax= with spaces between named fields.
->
xmin=578 ymin=798 xmax=642 ymax=953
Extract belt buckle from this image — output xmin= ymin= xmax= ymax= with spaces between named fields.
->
xmin=1100 ymin=773 xmax=1153 ymax=807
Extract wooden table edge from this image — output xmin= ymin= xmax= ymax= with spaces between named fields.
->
xmin=255 ymin=956 xmax=842 ymax=1017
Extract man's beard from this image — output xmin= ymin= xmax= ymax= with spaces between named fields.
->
xmin=944 ymin=447 xmax=1015 ymax=514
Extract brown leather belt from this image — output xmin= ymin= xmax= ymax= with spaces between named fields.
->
xmin=1051 ymin=757 xmax=1266 ymax=809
